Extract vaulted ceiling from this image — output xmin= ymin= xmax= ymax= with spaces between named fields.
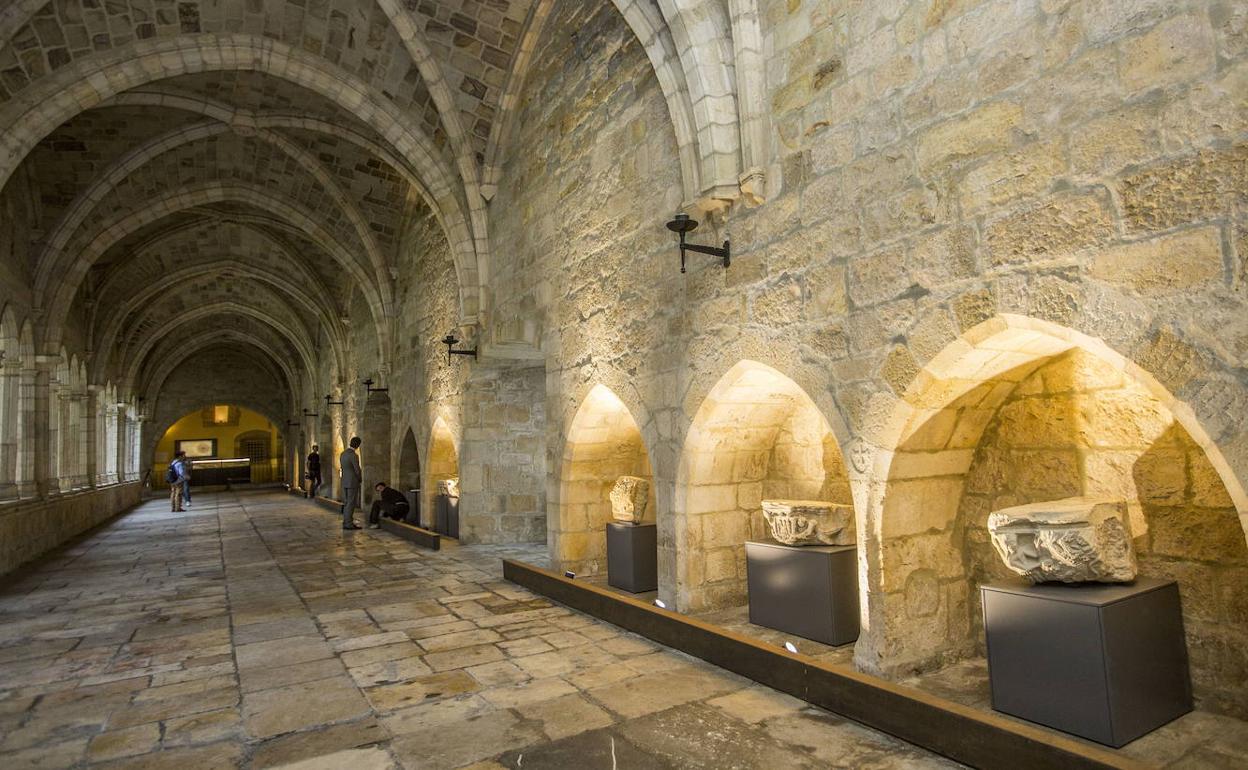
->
xmin=0 ymin=0 xmax=762 ymax=416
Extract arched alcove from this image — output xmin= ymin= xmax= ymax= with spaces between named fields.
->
xmin=677 ymin=361 xmax=853 ymax=613
xmin=398 ymin=426 xmax=421 ymax=521
xmin=868 ymin=316 xmax=1248 ymax=717
xmin=151 ymin=405 xmax=283 ymax=486
xmin=361 ymin=390 xmax=392 ymax=504
xmin=552 ymin=384 xmax=655 ymax=577
xmin=426 ymin=416 xmax=459 ymax=525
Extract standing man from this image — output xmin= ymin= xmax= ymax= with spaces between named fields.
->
xmin=306 ymin=444 xmax=322 ymax=499
xmin=182 ymin=455 xmax=193 ymax=508
xmin=167 ymin=451 xmax=188 ymax=512
xmin=340 ymin=436 xmax=362 ymax=530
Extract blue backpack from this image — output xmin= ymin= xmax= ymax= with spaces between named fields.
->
xmin=165 ymin=462 xmax=179 ymax=484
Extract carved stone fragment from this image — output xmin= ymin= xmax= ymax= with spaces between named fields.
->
xmin=437 ymin=478 xmax=459 ymax=498
xmin=761 ymin=500 xmax=855 ymax=546
xmin=609 ymin=476 xmax=650 ymax=524
xmin=987 ymin=497 xmax=1137 ymax=584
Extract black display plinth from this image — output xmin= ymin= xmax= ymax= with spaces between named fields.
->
xmin=744 ymin=540 xmax=859 ymax=646
xmin=435 ymin=494 xmax=459 ymax=538
xmin=982 ymin=577 xmax=1191 ymax=747
xmin=606 ymin=523 xmax=657 ymax=593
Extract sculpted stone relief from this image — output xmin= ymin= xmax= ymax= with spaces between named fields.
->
xmin=609 ymin=476 xmax=650 ymax=524
xmin=761 ymin=500 xmax=855 ymax=547
xmin=437 ymin=477 xmax=459 ymax=497
xmin=987 ymin=497 xmax=1138 ymax=584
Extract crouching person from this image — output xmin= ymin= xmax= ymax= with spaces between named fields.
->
xmin=368 ymin=483 xmax=411 ymax=528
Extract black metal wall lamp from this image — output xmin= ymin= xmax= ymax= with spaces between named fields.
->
xmin=363 ymin=378 xmax=388 ymax=394
xmin=666 ymin=212 xmax=730 ymax=273
xmin=443 ymin=332 xmax=478 ymax=363
xmin=302 ymin=408 xmax=319 ymax=418
xmin=325 ymin=393 xmax=344 ymax=407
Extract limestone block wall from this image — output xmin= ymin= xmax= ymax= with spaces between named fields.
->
xmin=484 ymin=0 xmax=1248 ymax=687
xmin=0 ymin=482 xmax=142 ymax=577
xmin=460 ymin=365 xmax=547 ymax=544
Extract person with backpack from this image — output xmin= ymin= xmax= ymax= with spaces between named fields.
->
xmin=166 ymin=451 xmax=188 ymax=512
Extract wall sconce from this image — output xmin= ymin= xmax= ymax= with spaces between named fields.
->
xmin=363 ymin=378 xmax=388 ymax=394
xmin=325 ymin=393 xmax=344 ymax=408
xmin=302 ymin=408 xmax=319 ymax=418
xmin=666 ymin=212 xmax=729 ymax=273
xmin=285 ymin=420 xmax=299 ymax=427
xmin=442 ymin=332 xmax=478 ymax=363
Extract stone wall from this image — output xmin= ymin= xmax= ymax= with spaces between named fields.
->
xmin=485 ymin=0 xmax=1248 ymax=681
xmin=0 ymin=481 xmax=142 ymax=577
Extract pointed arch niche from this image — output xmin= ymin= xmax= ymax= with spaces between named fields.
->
xmin=677 ymin=361 xmax=853 ymax=614
xmin=552 ymin=385 xmax=656 ymax=577
xmin=398 ymin=427 xmax=421 ymax=515
xmin=866 ymin=315 xmax=1248 ymax=716
xmin=426 ymin=417 xmax=460 ymax=528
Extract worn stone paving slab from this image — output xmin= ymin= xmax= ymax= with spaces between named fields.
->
xmin=0 ymin=492 xmax=971 ymax=769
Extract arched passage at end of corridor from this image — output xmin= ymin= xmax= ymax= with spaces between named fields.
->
xmin=153 ymin=405 xmax=285 ymax=488
xmin=863 ymin=315 xmax=1248 ymax=717
xmin=552 ymin=384 xmax=655 ymax=578
xmin=677 ymin=361 xmax=854 ymax=614
xmin=361 ymin=390 xmax=393 ymax=505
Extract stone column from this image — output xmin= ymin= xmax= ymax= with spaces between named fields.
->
xmin=84 ymin=386 xmax=100 ymax=488
xmin=15 ymin=366 xmax=36 ymax=499
xmin=32 ymin=356 xmax=56 ymax=498
xmin=0 ymin=358 xmax=18 ymax=501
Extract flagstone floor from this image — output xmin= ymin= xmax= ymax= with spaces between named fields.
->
xmin=0 ymin=491 xmax=960 ymax=769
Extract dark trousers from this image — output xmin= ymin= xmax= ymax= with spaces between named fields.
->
xmin=308 ymin=473 xmax=321 ymax=498
xmin=369 ymin=500 xmax=411 ymax=525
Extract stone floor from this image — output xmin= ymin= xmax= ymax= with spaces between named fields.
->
xmin=0 ymin=491 xmax=961 ymax=769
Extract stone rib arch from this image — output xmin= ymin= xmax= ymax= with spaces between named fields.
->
xmin=655 ymin=0 xmax=742 ymax=199
xmin=101 ymin=89 xmax=481 ymax=316
xmin=608 ymin=0 xmax=704 ymax=202
xmin=857 ymin=314 xmax=1248 ymax=679
xmin=121 ymin=302 xmax=317 ymax=395
xmin=551 ymin=384 xmax=657 ymax=578
xmin=0 ymin=33 xmax=482 ymax=326
xmin=140 ymin=334 xmax=302 ymax=423
xmin=93 ymin=259 xmax=347 ymax=383
xmin=675 ymin=360 xmax=855 ymax=613
xmin=41 ymin=181 xmax=387 ymax=356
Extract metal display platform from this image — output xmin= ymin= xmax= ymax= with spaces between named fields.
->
xmin=606 ymin=522 xmax=658 ymax=593
xmin=982 ymin=578 xmax=1191 ymax=747
xmin=745 ymin=540 xmax=859 ymax=646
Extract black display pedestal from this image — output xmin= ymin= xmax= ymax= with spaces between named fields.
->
xmin=981 ymin=577 xmax=1191 ymax=747
xmin=435 ymin=494 xmax=459 ymax=538
xmin=606 ymin=523 xmax=657 ymax=593
xmin=744 ymin=540 xmax=859 ymax=646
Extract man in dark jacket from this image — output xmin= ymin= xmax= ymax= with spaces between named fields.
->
xmin=368 ymin=483 xmax=411 ymax=528
xmin=306 ymin=444 xmax=322 ymax=499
